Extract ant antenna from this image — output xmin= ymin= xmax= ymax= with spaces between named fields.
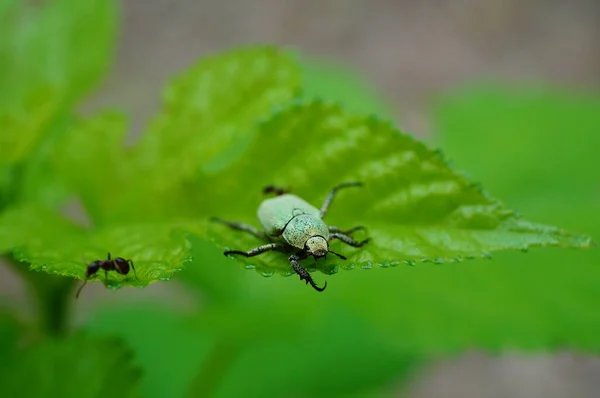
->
xmin=75 ymin=279 xmax=88 ymax=299
xmin=76 ymin=255 xmax=89 ymax=299
xmin=329 ymin=250 xmax=347 ymax=260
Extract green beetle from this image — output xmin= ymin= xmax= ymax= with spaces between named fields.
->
xmin=212 ymin=182 xmax=370 ymax=291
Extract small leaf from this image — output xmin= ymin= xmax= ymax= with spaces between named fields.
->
xmin=16 ymin=223 xmax=192 ymax=289
xmin=0 ymin=205 xmax=191 ymax=289
xmin=136 ymin=46 xmax=300 ymax=176
xmin=0 ymin=0 xmax=117 ymax=164
xmin=204 ymin=101 xmax=591 ymax=276
xmin=0 ymin=334 xmax=141 ymax=398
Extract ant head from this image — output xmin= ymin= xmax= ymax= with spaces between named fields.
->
xmin=85 ymin=261 xmax=101 ymax=278
xmin=77 ymin=260 xmax=100 ymax=299
xmin=113 ymin=257 xmax=130 ymax=275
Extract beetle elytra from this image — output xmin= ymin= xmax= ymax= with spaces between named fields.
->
xmin=212 ymin=182 xmax=370 ymax=291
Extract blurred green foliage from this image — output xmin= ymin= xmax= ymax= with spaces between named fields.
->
xmin=0 ymin=1 xmax=598 ymax=398
xmin=434 ymin=87 xmax=600 ymax=350
xmin=0 ymin=0 xmax=116 ymax=165
xmin=0 ymin=334 xmax=142 ymax=398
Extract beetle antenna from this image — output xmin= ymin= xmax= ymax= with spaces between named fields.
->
xmin=75 ymin=279 xmax=88 ymax=299
xmin=329 ymin=250 xmax=347 ymax=260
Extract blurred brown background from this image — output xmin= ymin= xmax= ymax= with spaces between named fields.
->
xmin=3 ymin=0 xmax=600 ymax=396
xmin=88 ymin=0 xmax=600 ymax=138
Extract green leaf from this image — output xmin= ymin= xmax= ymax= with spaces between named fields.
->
xmin=0 ymin=205 xmax=191 ymax=289
xmin=203 ymin=100 xmax=590 ymax=277
xmin=18 ymin=223 xmax=191 ymax=289
xmin=0 ymin=0 xmax=117 ymax=164
xmin=51 ymin=110 xmax=131 ymax=224
xmin=81 ymin=46 xmax=301 ymax=224
xmin=4 ymin=46 xmax=298 ymax=285
xmin=13 ymin=113 xmax=75 ymax=206
xmin=52 ymin=46 xmax=301 ymax=225
xmin=0 ymin=334 xmax=141 ymax=398
xmin=136 ymin=46 xmax=300 ymax=175
xmin=0 ymin=204 xmax=82 ymax=254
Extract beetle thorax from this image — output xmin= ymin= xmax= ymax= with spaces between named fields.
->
xmin=282 ymin=214 xmax=329 ymax=249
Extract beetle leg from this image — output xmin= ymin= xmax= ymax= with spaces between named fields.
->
xmin=328 ymin=225 xmax=366 ymax=235
xmin=211 ymin=217 xmax=269 ymax=241
xmin=320 ymin=181 xmax=363 ymax=218
xmin=224 ymin=242 xmax=284 ymax=257
xmin=329 ymin=232 xmax=370 ymax=248
xmin=289 ymin=252 xmax=327 ymax=292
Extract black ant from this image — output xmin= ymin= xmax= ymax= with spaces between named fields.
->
xmin=75 ymin=252 xmax=139 ymax=298
xmin=263 ymin=185 xmax=289 ymax=196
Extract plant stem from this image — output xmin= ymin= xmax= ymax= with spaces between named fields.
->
xmin=186 ymin=340 xmax=240 ymax=398
xmin=3 ymin=255 xmax=75 ymax=336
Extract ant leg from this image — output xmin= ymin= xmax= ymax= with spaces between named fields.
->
xmin=328 ymin=225 xmax=366 ymax=235
xmin=263 ymin=185 xmax=288 ymax=196
xmin=128 ymin=260 xmax=139 ymax=281
xmin=107 ymin=252 xmax=111 ymax=260
xmin=289 ymin=252 xmax=326 ymax=292
xmin=320 ymin=182 xmax=363 ymax=219
xmin=104 ymin=269 xmax=108 ymax=286
xmin=329 ymin=232 xmax=370 ymax=248
xmin=211 ymin=217 xmax=268 ymax=241
xmin=224 ymin=243 xmax=284 ymax=257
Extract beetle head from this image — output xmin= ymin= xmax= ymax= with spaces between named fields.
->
xmin=305 ymin=236 xmax=348 ymax=261
xmin=305 ymin=236 xmax=328 ymax=258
